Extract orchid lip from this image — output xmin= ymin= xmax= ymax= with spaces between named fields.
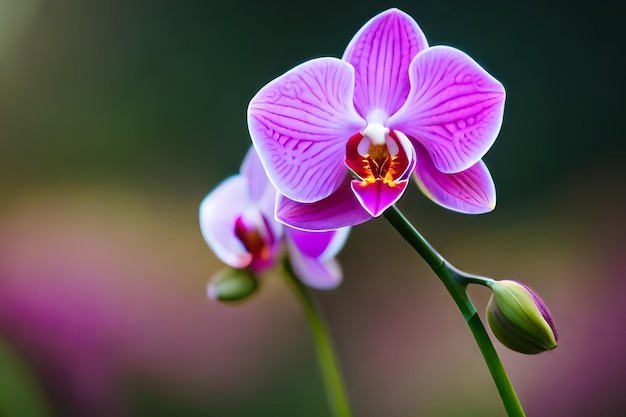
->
xmin=345 ymin=129 xmax=411 ymax=186
xmin=345 ymin=128 xmax=414 ymax=216
xmin=233 ymin=209 xmax=275 ymax=271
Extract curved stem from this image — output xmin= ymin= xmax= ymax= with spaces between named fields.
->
xmin=282 ymin=260 xmax=352 ymax=417
xmin=383 ymin=205 xmax=525 ymax=417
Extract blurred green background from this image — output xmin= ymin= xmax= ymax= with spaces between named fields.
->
xmin=1 ymin=0 xmax=624 ymax=416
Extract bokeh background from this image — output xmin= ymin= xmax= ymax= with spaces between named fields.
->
xmin=1 ymin=0 xmax=624 ymax=416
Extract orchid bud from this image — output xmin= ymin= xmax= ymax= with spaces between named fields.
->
xmin=487 ymin=280 xmax=558 ymax=354
xmin=207 ymin=267 xmax=258 ymax=302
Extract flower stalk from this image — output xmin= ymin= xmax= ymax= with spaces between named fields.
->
xmin=383 ymin=205 xmax=525 ymax=417
xmin=282 ymin=259 xmax=352 ymax=417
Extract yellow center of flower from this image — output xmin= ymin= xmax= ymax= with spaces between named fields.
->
xmin=345 ymin=131 xmax=409 ymax=187
xmin=362 ymin=144 xmax=398 ymax=185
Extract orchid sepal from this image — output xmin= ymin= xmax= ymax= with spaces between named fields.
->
xmin=286 ymin=227 xmax=349 ymax=290
xmin=414 ymin=153 xmax=496 ymax=214
xmin=276 ymin=179 xmax=373 ymax=231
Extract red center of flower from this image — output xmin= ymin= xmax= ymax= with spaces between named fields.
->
xmin=345 ymin=131 xmax=409 ymax=187
xmin=234 ymin=214 xmax=274 ymax=271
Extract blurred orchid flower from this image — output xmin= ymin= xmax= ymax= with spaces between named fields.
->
xmin=248 ymin=8 xmax=505 ymax=230
xmin=199 ymin=147 xmax=349 ymax=290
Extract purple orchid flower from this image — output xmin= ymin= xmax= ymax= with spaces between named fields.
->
xmin=199 ymin=147 xmax=350 ymax=290
xmin=248 ymin=8 xmax=505 ymax=231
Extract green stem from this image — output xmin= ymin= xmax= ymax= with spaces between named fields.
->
xmin=0 ymin=337 xmax=52 ymax=417
xmin=383 ymin=205 xmax=525 ymax=417
xmin=282 ymin=260 xmax=352 ymax=417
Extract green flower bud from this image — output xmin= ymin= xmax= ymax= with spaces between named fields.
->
xmin=487 ymin=280 xmax=558 ymax=354
xmin=207 ymin=267 xmax=258 ymax=302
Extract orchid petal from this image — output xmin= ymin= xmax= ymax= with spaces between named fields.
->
xmin=276 ymin=177 xmax=372 ymax=231
xmin=248 ymin=58 xmax=366 ymax=203
xmin=240 ymin=146 xmax=270 ymax=203
xmin=239 ymin=147 xmax=280 ymax=234
xmin=351 ymin=179 xmax=408 ymax=217
xmin=286 ymin=227 xmax=350 ymax=260
xmin=199 ymin=176 xmax=252 ymax=268
xmin=288 ymin=244 xmax=343 ymax=290
xmin=388 ymin=46 xmax=505 ymax=173
xmin=415 ymin=149 xmax=496 ymax=214
xmin=343 ymin=8 xmax=428 ymax=121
